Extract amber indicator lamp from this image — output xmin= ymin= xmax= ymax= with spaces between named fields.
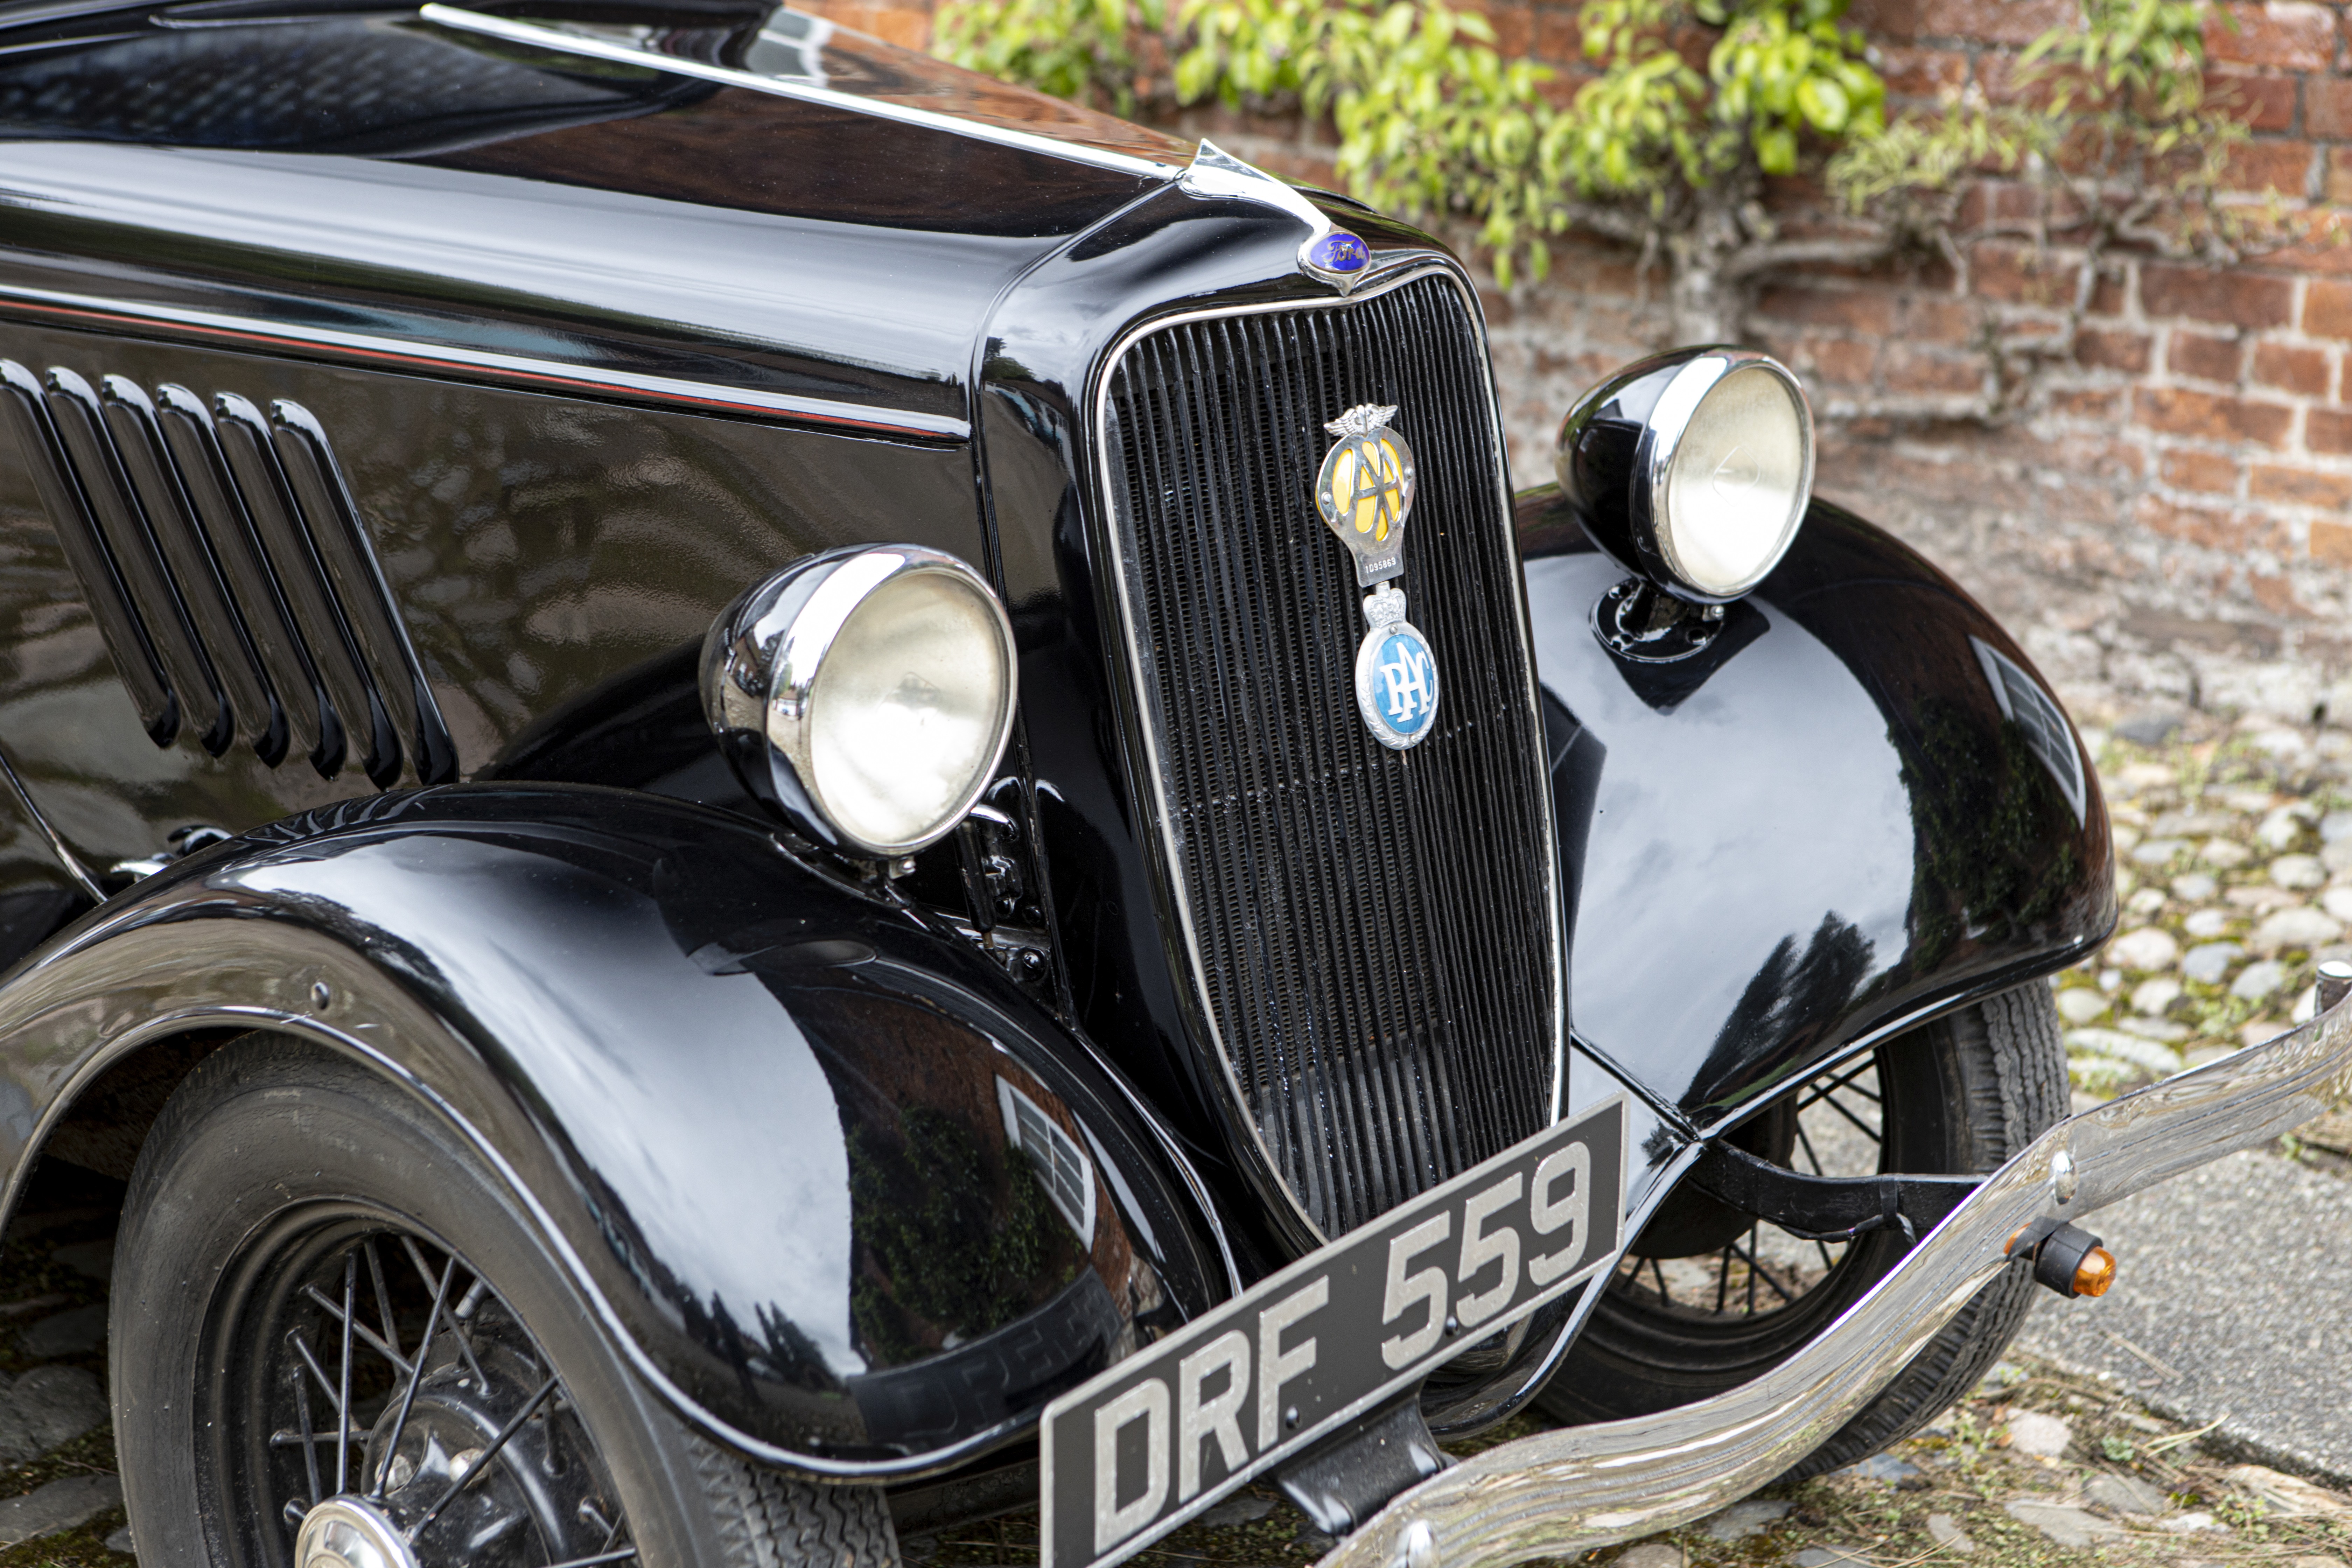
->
xmin=2071 ymin=1246 xmax=2118 ymax=1297
xmin=2007 ymin=1218 xmax=2117 ymax=1298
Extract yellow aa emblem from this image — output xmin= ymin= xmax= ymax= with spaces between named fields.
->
xmin=1326 ymin=434 xmax=1409 ymax=542
xmin=1315 ymin=403 xmax=1416 ymax=586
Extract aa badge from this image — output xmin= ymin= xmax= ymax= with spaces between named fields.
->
xmin=1315 ymin=404 xmax=1439 ymax=749
xmin=1315 ymin=403 xmax=1415 ymax=585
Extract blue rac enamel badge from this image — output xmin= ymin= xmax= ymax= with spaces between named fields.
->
xmin=1316 ymin=404 xmax=1438 ymax=749
xmin=1356 ymin=593 xmax=1441 ymax=747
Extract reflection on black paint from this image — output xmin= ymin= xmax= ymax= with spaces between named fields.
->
xmin=847 ymin=1107 xmax=1073 ymax=1364
xmin=1541 ymin=690 xmax=1604 ymax=978
xmin=1601 ymin=595 xmax=1768 ymax=715
xmin=0 ymin=17 xmax=707 ymax=152
xmin=848 ymin=1269 xmax=1121 ymax=1451
xmin=1903 ymin=701 xmax=2086 ymax=971
xmin=1706 ymin=912 xmax=1879 ymax=1076
xmin=107 ymin=791 xmax=1230 ymax=1468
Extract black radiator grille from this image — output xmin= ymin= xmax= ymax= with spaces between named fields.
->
xmin=1102 ymin=274 xmax=1557 ymax=1238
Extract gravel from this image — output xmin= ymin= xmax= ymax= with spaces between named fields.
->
xmin=2275 ymin=854 xmax=2329 ymax=888
xmin=2107 ymin=928 xmax=2180 ymax=971
xmin=2251 ymin=909 xmax=2344 ymax=953
xmin=1924 ymin=1513 xmax=1975 ymax=1553
xmin=1613 ymin=1545 xmax=1682 ymax=1568
xmin=0 ymin=1366 xmax=107 ymax=1465
xmin=2231 ymin=959 xmax=2291 ymax=999
xmin=2221 ymin=1463 xmax=2352 ymax=1518
xmin=2058 ymin=988 xmax=2112 ymax=1023
xmin=2084 ymin=1472 xmax=2170 ymax=1515
xmin=1196 ymin=1492 xmax=1275 ymax=1529
xmin=0 ymin=1475 xmax=122 ymax=1547
xmin=48 ymin=1242 xmax=110 ymax=1283
xmin=16 ymin=1306 xmax=105 ymax=1360
xmin=2004 ymin=1501 xmax=2125 ymax=1548
xmin=2007 ymin=1410 xmax=2073 ymax=1457
xmin=2182 ymin=942 xmax=2244 ymax=983
xmin=2057 ymin=717 xmax=2352 ymax=1098
xmin=1699 ymin=1499 xmax=1791 ymax=1541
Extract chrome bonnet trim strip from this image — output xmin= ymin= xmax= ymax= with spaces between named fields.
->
xmin=1318 ymin=994 xmax=2352 ymax=1568
xmin=1087 ymin=261 xmax=1568 ymax=1245
xmin=0 ymin=283 xmax=971 ymax=442
xmin=419 ymin=5 xmax=1183 ymax=181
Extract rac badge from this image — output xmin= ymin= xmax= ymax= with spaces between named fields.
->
xmin=1315 ymin=403 xmax=1438 ymax=749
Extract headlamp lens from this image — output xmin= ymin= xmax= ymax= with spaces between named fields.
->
xmin=1659 ymin=364 xmax=1809 ymax=597
xmin=803 ymin=567 xmax=1011 ymax=854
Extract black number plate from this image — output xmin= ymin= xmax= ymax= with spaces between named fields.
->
xmin=1040 ymin=1096 xmax=1628 ymax=1568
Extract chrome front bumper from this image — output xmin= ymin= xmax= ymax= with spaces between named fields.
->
xmin=1322 ymin=993 xmax=2352 ymax=1568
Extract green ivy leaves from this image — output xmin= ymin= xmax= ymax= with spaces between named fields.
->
xmin=934 ymin=0 xmax=1889 ymax=281
xmin=934 ymin=0 xmax=1166 ymax=112
xmin=1708 ymin=0 xmax=1884 ymax=173
xmin=933 ymin=0 xmax=2238 ymax=292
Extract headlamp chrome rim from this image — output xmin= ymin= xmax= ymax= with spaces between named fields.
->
xmin=701 ymin=544 xmax=1018 ymax=860
xmin=1634 ymin=349 xmax=1815 ymax=602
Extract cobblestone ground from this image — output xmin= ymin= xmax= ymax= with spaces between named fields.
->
xmin=910 ymin=1356 xmax=2352 ymax=1568
xmin=2061 ymin=710 xmax=2352 ymax=1146
xmin=0 ymin=1162 xmax=131 ymax=1568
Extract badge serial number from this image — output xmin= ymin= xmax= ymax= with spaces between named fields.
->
xmin=1040 ymin=1098 xmax=1629 ymax=1568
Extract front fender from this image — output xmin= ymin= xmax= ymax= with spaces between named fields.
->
xmin=0 ymin=784 xmax=1227 ymax=1477
xmin=1520 ymin=487 xmax=2116 ymax=1122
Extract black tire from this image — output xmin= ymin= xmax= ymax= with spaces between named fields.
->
xmin=1537 ymin=983 xmax=2066 ymax=1474
xmin=111 ymin=1034 xmax=902 ymax=1568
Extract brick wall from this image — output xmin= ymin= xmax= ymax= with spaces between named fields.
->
xmin=813 ymin=0 xmax=2352 ymax=725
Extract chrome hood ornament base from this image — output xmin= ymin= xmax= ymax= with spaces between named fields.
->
xmin=1180 ymin=141 xmax=1374 ymax=292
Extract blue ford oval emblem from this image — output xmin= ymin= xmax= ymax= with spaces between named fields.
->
xmin=1353 ymin=607 xmax=1441 ymax=750
xmin=1307 ymin=231 xmax=1371 ymax=276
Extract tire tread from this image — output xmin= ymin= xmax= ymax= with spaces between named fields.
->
xmin=1782 ymin=982 xmax=2068 ymax=1476
xmin=691 ymin=1431 xmax=903 ymax=1568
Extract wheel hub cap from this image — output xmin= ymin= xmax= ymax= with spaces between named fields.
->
xmin=296 ymin=1497 xmax=419 ymax=1568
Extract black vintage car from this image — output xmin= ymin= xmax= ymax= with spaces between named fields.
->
xmin=2 ymin=6 xmax=2338 ymax=1567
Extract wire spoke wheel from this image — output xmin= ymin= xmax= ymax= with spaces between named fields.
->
xmin=207 ymin=1209 xmax=632 ymax=1568
xmin=1611 ymin=1055 xmax=1885 ymax=1322
xmin=1538 ymin=987 xmax=2067 ymax=1477
xmin=119 ymin=1038 xmax=904 ymax=1568
xmin=1573 ymin=1038 xmax=1914 ymax=1393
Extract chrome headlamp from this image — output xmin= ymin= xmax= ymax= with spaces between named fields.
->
xmin=701 ymin=545 xmax=1017 ymax=859
xmin=1555 ymin=348 xmax=1814 ymax=603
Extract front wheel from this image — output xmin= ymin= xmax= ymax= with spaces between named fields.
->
xmin=111 ymin=1034 xmax=902 ymax=1568
xmin=1536 ymin=983 xmax=2066 ymax=1474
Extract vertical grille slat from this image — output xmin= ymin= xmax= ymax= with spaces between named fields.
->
xmin=272 ymin=400 xmax=458 ymax=785
xmin=1103 ymin=274 xmax=1558 ymax=1238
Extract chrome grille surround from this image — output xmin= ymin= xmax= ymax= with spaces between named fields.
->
xmin=1090 ymin=263 xmax=1565 ymax=1241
